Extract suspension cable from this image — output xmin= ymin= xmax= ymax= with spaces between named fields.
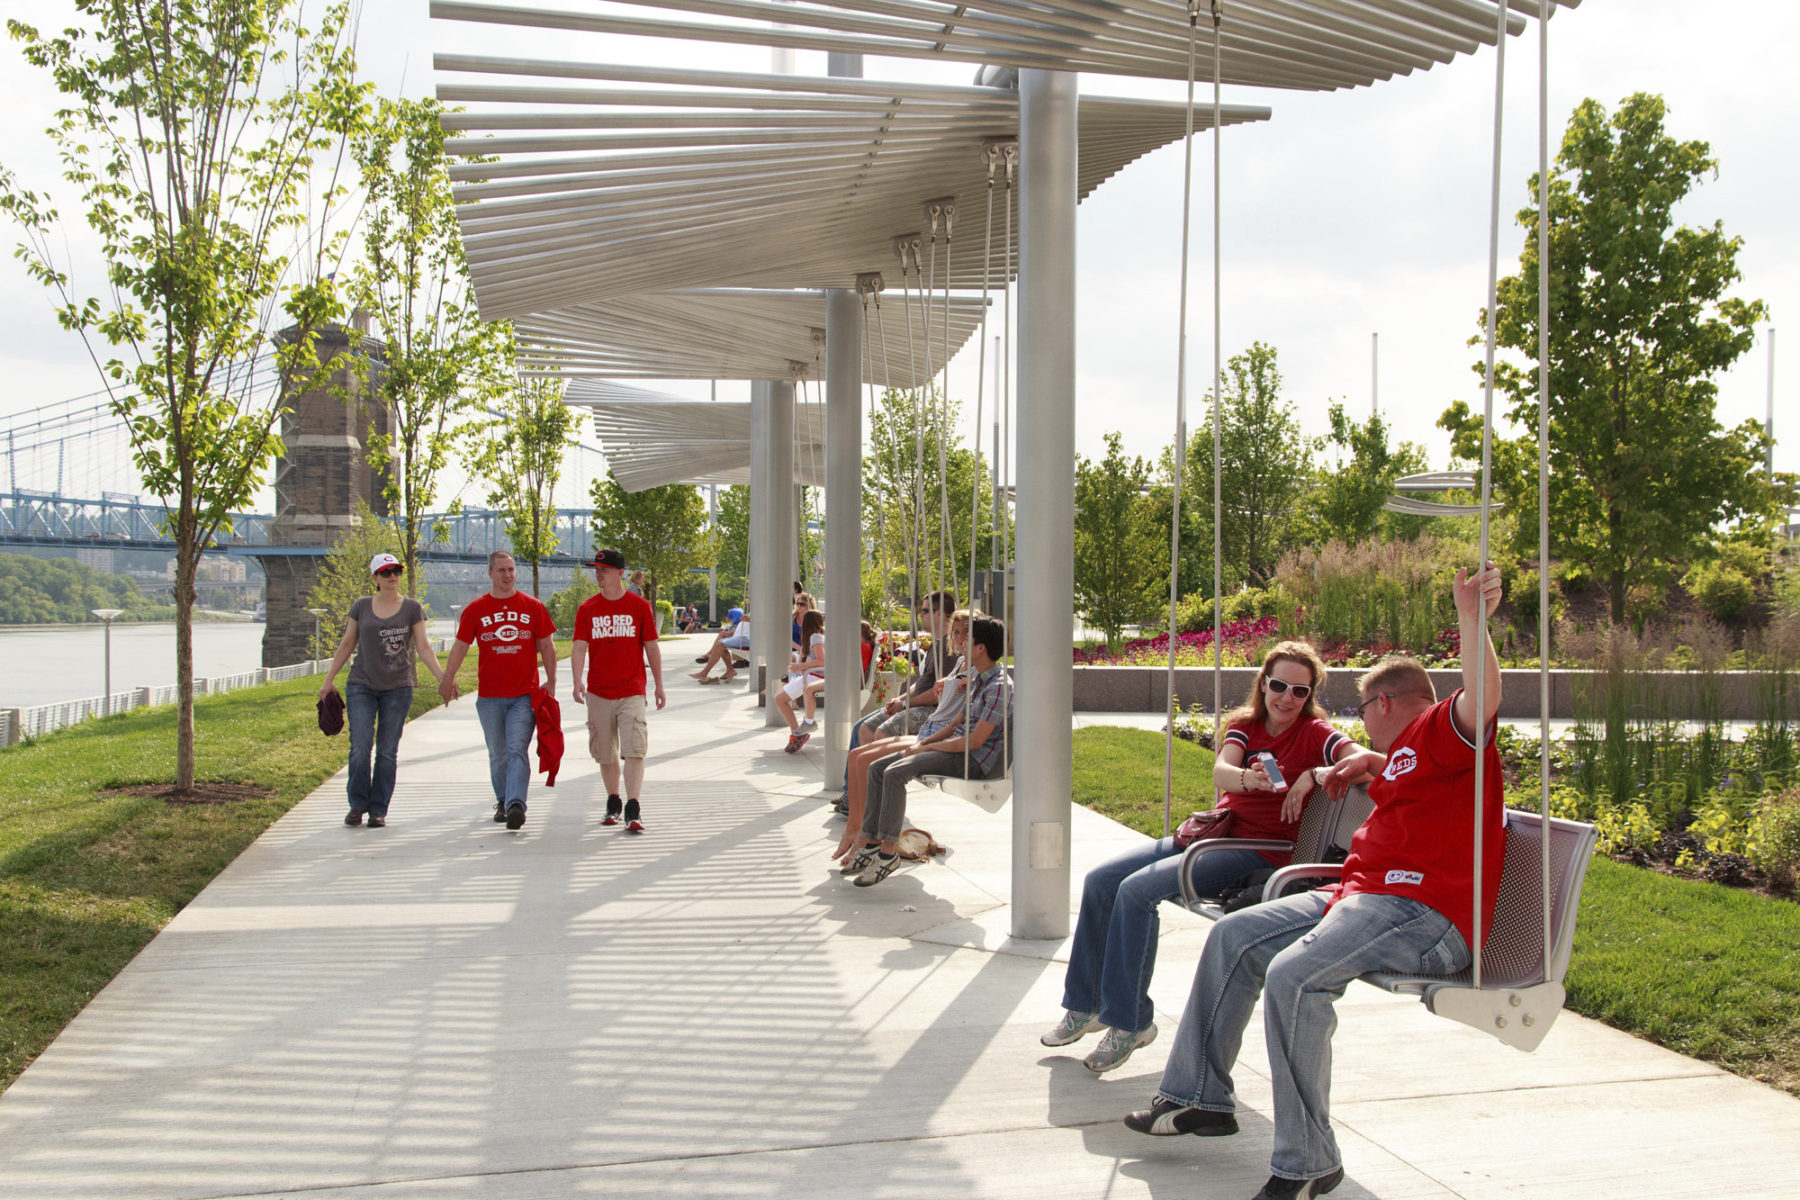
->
xmin=964 ymin=149 xmax=1000 ymax=783
xmin=1537 ymin=0 xmax=1554 ymax=980
xmin=1211 ymin=0 xmax=1226 ymax=760
xmin=1470 ymin=0 xmax=1513 ymax=992
xmin=1163 ymin=0 xmax=1205 ymax=836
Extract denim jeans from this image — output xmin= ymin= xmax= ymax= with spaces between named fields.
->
xmin=1061 ymin=837 xmax=1268 ymax=1034
xmin=840 ymin=708 xmax=890 ymax=789
xmin=345 ymin=682 xmax=413 ymax=818
xmin=861 ymin=749 xmax=973 ymax=843
xmin=1157 ymin=890 xmax=1469 ymax=1181
xmin=475 ymin=693 xmax=536 ymax=810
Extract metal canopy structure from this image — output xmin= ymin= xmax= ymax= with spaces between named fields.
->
xmin=514 ymin=288 xmax=986 ymax=384
xmin=572 ymin=385 xmax=826 ymax=492
xmin=435 ymin=1 xmax=1578 ymax=88
xmin=437 ymin=60 xmax=1270 ymax=318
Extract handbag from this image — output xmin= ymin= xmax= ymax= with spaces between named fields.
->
xmin=1172 ymin=806 xmax=1234 ymax=849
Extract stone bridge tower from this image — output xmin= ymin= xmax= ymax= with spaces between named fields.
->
xmin=255 ymin=315 xmax=390 ymax=667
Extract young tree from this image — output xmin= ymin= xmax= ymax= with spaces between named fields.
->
xmin=1074 ymin=432 xmax=1159 ymax=649
xmin=861 ymin=386 xmax=1005 ymax=609
xmin=0 ymin=1 xmax=366 ymax=789
xmin=712 ymin=484 xmax=751 ymax=605
xmin=589 ymin=470 xmax=714 ymax=608
xmin=349 ymin=95 xmax=512 ymax=588
xmin=470 ymin=378 xmax=574 ymax=598
xmin=1183 ymin=342 xmax=1315 ymax=589
xmin=1306 ymin=401 xmax=1431 ymax=545
xmin=1444 ymin=93 xmax=1795 ymax=624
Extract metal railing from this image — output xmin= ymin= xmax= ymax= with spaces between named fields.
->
xmin=0 ymin=637 xmax=454 ymax=747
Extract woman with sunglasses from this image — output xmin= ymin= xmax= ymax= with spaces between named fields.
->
xmin=318 ymin=553 xmax=448 ymax=828
xmin=1042 ymin=640 xmax=1366 ymax=1075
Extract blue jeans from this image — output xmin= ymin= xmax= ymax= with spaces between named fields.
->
xmin=1062 ymin=838 xmax=1268 ymax=1034
xmin=1157 ymin=890 xmax=1469 ymax=1181
xmin=475 ymin=693 xmax=535 ymax=810
xmin=840 ymin=708 xmax=890 ymax=789
xmin=346 ymin=682 xmax=413 ymax=818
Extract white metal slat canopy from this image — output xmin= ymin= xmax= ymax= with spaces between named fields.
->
xmin=514 ymin=289 xmax=986 ymax=384
xmin=434 ymin=1 xmax=1580 ymax=88
xmin=573 ymin=385 xmax=825 ymax=492
xmin=437 ymin=60 xmax=1271 ymax=317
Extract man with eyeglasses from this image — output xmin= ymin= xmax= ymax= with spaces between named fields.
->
xmin=1122 ymin=563 xmax=1507 ymax=1200
xmin=832 ymin=589 xmax=957 ymax=811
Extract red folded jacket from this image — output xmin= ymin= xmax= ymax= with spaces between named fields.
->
xmin=530 ymin=686 xmax=564 ymax=787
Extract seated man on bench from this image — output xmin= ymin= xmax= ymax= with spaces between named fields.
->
xmin=840 ymin=615 xmax=1011 ymax=888
xmin=692 ymin=607 xmax=749 ymax=683
xmin=1119 ymin=564 xmax=1505 ymax=1200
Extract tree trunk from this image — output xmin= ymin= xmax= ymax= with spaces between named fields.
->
xmin=1609 ymin=568 xmax=1627 ymax=626
xmin=174 ymin=534 xmax=199 ymax=792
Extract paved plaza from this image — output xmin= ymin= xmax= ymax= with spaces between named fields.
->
xmin=2 ymin=675 xmax=1796 ymax=1198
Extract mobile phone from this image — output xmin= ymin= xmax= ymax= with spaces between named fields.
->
xmin=1257 ymin=751 xmax=1287 ymax=789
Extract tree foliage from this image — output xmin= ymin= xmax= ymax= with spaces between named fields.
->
xmin=1169 ymin=342 xmax=1314 ymax=593
xmin=589 ymin=470 xmax=714 ymax=609
xmin=710 ymin=484 xmax=750 ymax=608
xmin=0 ymin=0 xmax=367 ymax=788
xmin=1442 ymin=93 xmax=1795 ymax=624
xmin=0 ymin=553 xmax=169 ymax=625
xmin=1304 ymin=401 xmax=1431 ymax=545
xmin=349 ymin=94 xmax=511 ymax=588
xmin=861 ymin=386 xmax=1006 ymax=612
xmin=1074 ymin=432 xmax=1159 ymax=649
xmin=470 ymin=378 xmax=573 ymax=598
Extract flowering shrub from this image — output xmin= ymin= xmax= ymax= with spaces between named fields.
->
xmin=1074 ymin=617 xmax=1464 ymax=669
xmin=1073 ymin=617 xmax=1280 ymax=666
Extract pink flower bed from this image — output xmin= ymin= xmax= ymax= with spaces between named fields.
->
xmin=1074 ymin=617 xmax=1281 ymax=666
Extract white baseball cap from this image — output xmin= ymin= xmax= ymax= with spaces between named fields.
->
xmin=369 ymin=553 xmax=401 ymax=575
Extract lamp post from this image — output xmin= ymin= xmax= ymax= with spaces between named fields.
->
xmin=91 ymin=608 xmax=124 ymax=715
xmin=305 ymin=607 xmax=329 ymax=665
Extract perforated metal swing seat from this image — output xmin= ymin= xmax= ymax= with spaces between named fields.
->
xmin=1262 ymin=810 xmax=1599 ymax=1052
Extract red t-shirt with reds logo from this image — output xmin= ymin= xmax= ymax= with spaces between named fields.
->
xmin=572 ymin=590 xmax=659 ymax=700
xmin=1324 ymin=691 xmax=1506 ymax=950
xmin=1219 ymin=715 xmax=1349 ymax=864
xmin=456 ymin=591 xmax=556 ymax=698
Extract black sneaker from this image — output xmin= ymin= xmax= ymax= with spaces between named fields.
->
xmin=344 ymin=810 xmax=363 ymax=827
xmin=624 ymin=798 xmax=644 ymax=834
xmin=367 ymin=815 xmax=386 ymax=828
xmin=506 ymin=804 xmax=526 ymax=830
xmin=493 ymin=802 xmax=508 ymax=823
xmin=731 ymin=657 xmax=748 ymax=668
xmin=1249 ymin=1168 xmax=1344 ymax=1200
xmin=602 ymin=795 xmax=623 ymax=827
xmin=1122 ymin=1099 xmax=1239 ymax=1138
xmin=695 ymin=656 xmax=709 ymax=664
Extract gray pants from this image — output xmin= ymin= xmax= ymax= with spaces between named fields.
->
xmin=861 ymin=749 xmax=977 ymax=843
xmin=877 ymin=704 xmax=931 ymax=738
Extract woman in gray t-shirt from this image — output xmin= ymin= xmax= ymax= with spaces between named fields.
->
xmin=319 ymin=553 xmax=448 ymax=827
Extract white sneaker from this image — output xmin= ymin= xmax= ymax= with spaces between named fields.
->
xmin=1041 ymin=1010 xmax=1103 ymax=1047
xmin=1084 ymin=1023 xmax=1157 ymax=1073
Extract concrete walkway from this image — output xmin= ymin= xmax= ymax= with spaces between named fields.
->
xmin=2 ymin=679 xmax=1796 ymax=1198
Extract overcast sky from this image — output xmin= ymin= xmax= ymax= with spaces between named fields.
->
xmin=1 ymin=0 xmax=1793 ymax=509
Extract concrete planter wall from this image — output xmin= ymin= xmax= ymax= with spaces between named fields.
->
xmin=1071 ymin=665 xmax=1790 ymax=722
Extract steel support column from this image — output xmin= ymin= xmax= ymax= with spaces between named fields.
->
xmin=763 ymin=380 xmax=796 ymax=725
xmin=1011 ymin=69 xmax=1077 ymax=940
xmin=824 ymin=286 xmax=863 ymax=780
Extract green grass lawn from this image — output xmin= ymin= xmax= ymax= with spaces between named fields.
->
xmin=1068 ymin=725 xmax=1800 ymax=1100
xmin=0 ymin=655 xmax=481 ymax=1091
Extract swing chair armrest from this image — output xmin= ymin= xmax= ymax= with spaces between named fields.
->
xmin=1261 ymin=862 xmax=1345 ymax=904
xmin=1176 ymin=839 xmax=1294 ymax=908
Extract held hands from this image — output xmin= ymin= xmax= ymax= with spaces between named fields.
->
xmin=438 ymin=674 xmax=460 ymax=704
xmin=1454 ymin=561 xmax=1503 ymax=622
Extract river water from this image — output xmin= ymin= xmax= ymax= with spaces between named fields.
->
xmin=0 ymin=620 xmax=458 ymax=709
